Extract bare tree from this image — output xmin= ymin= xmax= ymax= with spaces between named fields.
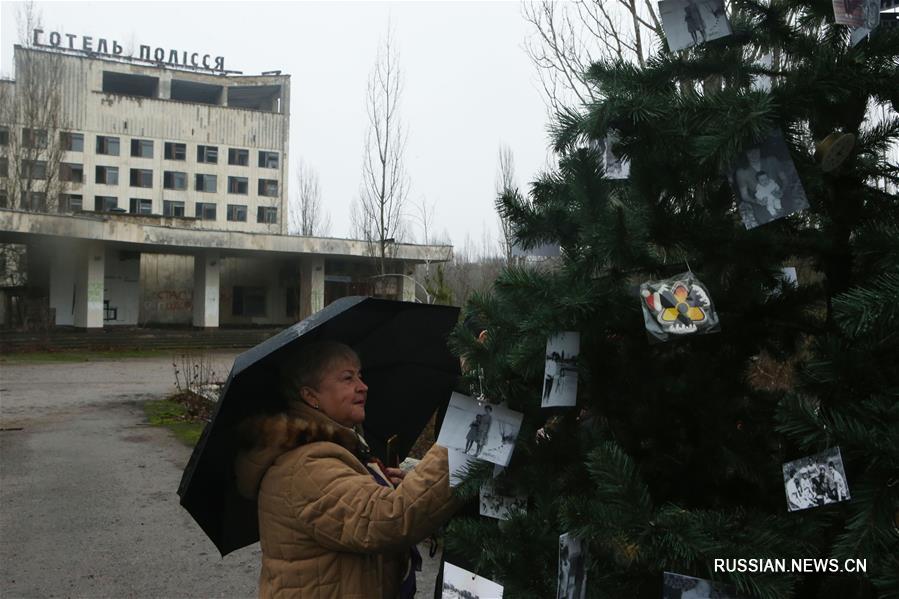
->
xmin=289 ymin=159 xmax=331 ymax=236
xmin=495 ymin=144 xmax=518 ymax=263
xmin=523 ymin=0 xmax=662 ymax=113
xmin=352 ymin=25 xmax=409 ymax=275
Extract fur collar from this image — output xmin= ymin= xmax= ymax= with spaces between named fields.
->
xmin=234 ymin=401 xmax=365 ymax=499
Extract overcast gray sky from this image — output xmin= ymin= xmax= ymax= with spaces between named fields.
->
xmin=0 ymin=0 xmax=554 ymax=253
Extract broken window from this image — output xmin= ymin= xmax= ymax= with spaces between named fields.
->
xmin=129 ymin=198 xmax=153 ymax=214
xmin=163 ymin=200 xmax=185 ymax=217
xmin=130 ymin=168 xmax=153 ymax=188
xmin=171 ymin=80 xmax=222 ymax=105
xmin=226 ymin=204 xmax=247 ymax=222
xmin=61 ymin=132 xmax=84 ymax=152
xmin=228 ymin=148 xmax=249 ymax=166
xmin=258 ymin=178 xmax=278 ymax=197
xmin=258 ymin=151 xmax=279 ymax=169
xmin=195 ymin=174 xmax=217 ymax=193
xmin=60 ymin=194 xmax=83 ymax=212
xmin=103 ymin=71 xmax=158 ymax=98
xmin=164 ymin=142 xmax=186 ymax=160
xmin=21 ymin=160 xmax=48 ymax=180
xmin=227 ymin=85 xmax=282 ymax=112
xmin=195 ymin=202 xmax=217 ymax=221
xmin=96 ymin=166 xmax=119 ymax=185
xmin=60 ymin=163 xmax=84 ymax=183
xmin=197 ymin=145 xmax=218 ymax=164
xmin=96 ymin=136 xmax=120 ymax=156
xmin=22 ymin=128 xmax=48 ymax=148
xmin=257 ymin=206 xmax=278 ymax=224
xmin=232 ymin=286 xmax=267 ymax=316
xmin=94 ymin=196 xmax=118 ymax=211
xmin=163 ymin=171 xmax=187 ymax=190
xmin=227 ymin=176 xmax=248 ymax=194
xmin=131 ymin=139 xmax=154 ymax=159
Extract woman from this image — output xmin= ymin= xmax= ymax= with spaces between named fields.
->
xmin=234 ymin=341 xmax=458 ymax=598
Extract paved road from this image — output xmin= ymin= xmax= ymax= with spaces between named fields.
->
xmin=0 ymin=353 xmax=442 ymax=599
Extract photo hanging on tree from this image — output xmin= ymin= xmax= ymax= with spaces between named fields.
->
xmin=662 ymin=571 xmax=745 ymax=598
xmin=447 ymin=447 xmax=479 ymax=488
xmin=832 ymin=0 xmax=881 ymax=28
xmin=640 ymin=272 xmax=720 ymax=342
xmin=557 ymin=533 xmax=587 ymax=599
xmin=728 ymin=130 xmax=809 ymax=229
xmin=479 ymin=479 xmax=528 ymax=521
xmin=782 ymin=446 xmax=850 ymax=512
xmin=442 ymin=562 xmax=504 ymax=599
xmin=542 ymin=332 xmax=580 ymax=408
xmin=436 ymin=392 xmax=524 ymax=467
xmin=658 ymin=0 xmax=732 ymax=51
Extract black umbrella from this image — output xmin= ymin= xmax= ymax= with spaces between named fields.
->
xmin=177 ymin=296 xmax=460 ymax=556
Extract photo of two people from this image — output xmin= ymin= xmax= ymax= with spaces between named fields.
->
xmin=437 ymin=392 xmax=523 ymax=467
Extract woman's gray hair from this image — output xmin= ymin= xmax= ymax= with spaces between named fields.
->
xmin=279 ymin=341 xmax=359 ymax=404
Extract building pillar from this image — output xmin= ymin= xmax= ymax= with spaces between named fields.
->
xmin=192 ymin=251 xmax=220 ymax=328
xmin=399 ymin=262 xmax=417 ymax=302
xmin=49 ymin=240 xmax=76 ymax=326
xmin=73 ymin=240 xmax=105 ymax=329
xmin=299 ymin=256 xmax=325 ymax=320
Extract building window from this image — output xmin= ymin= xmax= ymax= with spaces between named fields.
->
xmin=227 ymin=176 xmax=248 ymax=194
xmin=60 ymin=163 xmax=84 ymax=183
xmin=129 ymin=198 xmax=153 ymax=214
xmin=24 ymin=191 xmax=47 ymax=211
xmin=258 ymin=151 xmax=279 ymax=169
xmin=61 ymin=132 xmax=84 ymax=152
xmin=131 ymin=139 xmax=154 ymax=158
xmin=95 ymin=196 xmax=118 ymax=211
xmin=96 ymin=166 xmax=119 ymax=185
xmin=228 ymin=148 xmax=249 ymax=166
xmin=226 ymin=204 xmax=247 ymax=222
xmin=232 ymin=286 xmax=266 ymax=317
xmin=163 ymin=171 xmax=187 ymax=190
xmin=163 ymin=200 xmax=185 ymax=217
xmin=0 ymin=157 xmax=7 ymax=177
xmin=96 ymin=135 xmax=120 ymax=156
xmin=0 ymin=191 xmax=6 ymax=207
xmin=195 ymin=202 xmax=217 ymax=220
xmin=0 ymin=127 xmax=8 ymax=146
xmin=197 ymin=145 xmax=218 ymax=164
xmin=22 ymin=128 xmax=48 ymax=149
xmin=195 ymin=174 xmax=217 ymax=193
xmin=59 ymin=194 xmax=83 ymax=212
xmin=130 ymin=168 xmax=153 ymax=188
xmin=164 ymin=142 xmax=186 ymax=160
xmin=257 ymin=206 xmax=278 ymax=224
xmin=22 ymin=160 xmax=48 ymax=180
xmin=258 ymin=179 xmax=278 ymax=197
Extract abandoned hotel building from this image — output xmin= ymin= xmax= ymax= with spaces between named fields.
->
xmin=0 ymin=39 xmax=451 ymax=329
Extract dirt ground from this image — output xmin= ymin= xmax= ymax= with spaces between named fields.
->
xmin=0 ymin=353 xmax=442 ymax=598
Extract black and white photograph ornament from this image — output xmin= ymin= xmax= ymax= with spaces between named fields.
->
xmin=640 ymin=272 xmax=720 ymax=342
xmin=832 ymin=0 xmax=881 ymax=28
xmin=557 ymin=533 xmax=587 ymax=599
xmin=783 ymin=446 xmax=850 ymax=512
xmin=436 ymin=392 xmax=523 ymax=467
xmin=442 ymin=562 xmax=504 ymax=599
xmin=447 ymin=447 xmax=480 ymax=488
xmin=658 ymin=0 xmax=732 ymax=51
xmin=599 ymin=131 xmax=631 ymax=179
xmin=542 ymin=332 xmax=580 ymax=408
xmin=728 ymin=130 xmax=809 ymax=229
xmin=662 ymin=572 xmax=744 ymax=598
xmin=479 ymin=479 xmax=528 ymax=521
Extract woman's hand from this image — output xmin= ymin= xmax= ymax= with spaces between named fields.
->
xmin=384 ymin=467 xmax=406 ymax=486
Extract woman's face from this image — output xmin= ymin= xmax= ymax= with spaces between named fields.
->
xmin=304 ymin=357 xmax=368 ymax=427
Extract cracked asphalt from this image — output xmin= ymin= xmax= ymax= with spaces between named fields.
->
xmin=0 ymin=352 xmax=443 ymax=599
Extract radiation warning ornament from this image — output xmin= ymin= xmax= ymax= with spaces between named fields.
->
xmin=640 ymin=272 xmax=720 ymax=342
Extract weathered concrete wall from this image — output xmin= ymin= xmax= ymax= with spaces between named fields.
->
xmin=140 ymin=254 xmax=193 ymax=324
xmin=219 ymin=256 xmax=296 ymax=326
xmin=103 ymin=247 xmax=140 ymax=325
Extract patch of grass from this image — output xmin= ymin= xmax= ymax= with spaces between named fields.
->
xmin=1 ymin=349 xmax=178 ymax=363
xmin=144 ymin=398 xmax=204 ymax=447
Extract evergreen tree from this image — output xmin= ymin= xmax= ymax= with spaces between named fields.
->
xmin=446 ymin=1 xmax=898 ymax=597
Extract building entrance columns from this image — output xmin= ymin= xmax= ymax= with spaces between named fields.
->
xmin=73 ymin=240 xmax=105 ymax=329
xmin=192 ymin=251 xmax=220 ymax=328
xmin=299 ymin=256 xmax=324 ymax=320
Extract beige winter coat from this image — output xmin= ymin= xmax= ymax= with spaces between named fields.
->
xmin=235 ymin=401 xmax=457 ymax=599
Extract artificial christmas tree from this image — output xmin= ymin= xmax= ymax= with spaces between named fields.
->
xmin=443 ymin=1 xmax=898 ymax=597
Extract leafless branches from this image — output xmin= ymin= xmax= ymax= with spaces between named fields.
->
xmin=495 ymin=145 xmax=517 ymax=263
xmin=352 ymin=25 xmax=409 ymax=274
xmin=289 ymin=159 xmax=331 ymax=236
